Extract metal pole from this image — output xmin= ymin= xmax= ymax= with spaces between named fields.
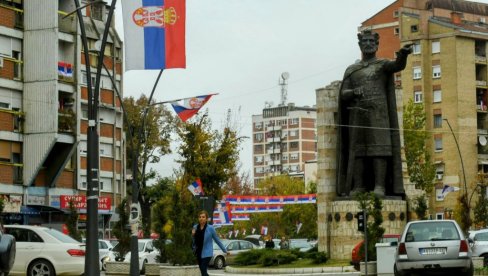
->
xmin=443 ymin=119 xmax=468 ymax=195
xmin=130 ymin=69 xmax=164 ymax=275
xmin=73 ymin=0 xmax=117 ymax=274
xmin=364 ymin=209 xmax=368 ymax=276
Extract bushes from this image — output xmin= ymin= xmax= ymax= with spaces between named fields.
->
xmin=234 ymin=248 xmax=326 ymax=267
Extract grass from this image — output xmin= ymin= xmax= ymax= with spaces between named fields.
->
xmin=234 ymin=258 xmax=351 ymax=269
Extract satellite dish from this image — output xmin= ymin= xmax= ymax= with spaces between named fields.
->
xmin=480 ymin=135 xmax=487 ymax=146
xmin=281 ymin=72 xmax=290 ymax=80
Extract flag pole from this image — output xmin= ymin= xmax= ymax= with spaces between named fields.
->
xmin=129 ymin=69 xmax=164 ymax=275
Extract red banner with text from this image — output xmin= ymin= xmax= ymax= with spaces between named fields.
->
xmin=60 ymin=195 xmax=111 ymax=211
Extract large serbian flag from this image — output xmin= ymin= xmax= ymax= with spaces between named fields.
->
xmin=170 ymin=94 xmax=215 ymax=122
xmin=121 ymin=0 xmax=186 ymax=71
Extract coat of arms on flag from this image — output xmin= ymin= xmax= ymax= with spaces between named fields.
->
xmin=187 ymin=178 xmax=204 ymax=196
xmin=170 ymin=94 xmax=215 ymax=122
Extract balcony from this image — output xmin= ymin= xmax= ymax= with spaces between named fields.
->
xmin=58 ymin=11 xmax=76 ymax=34
xmin=58 ymin=108 xmax=76 ymax=133
xmin=266 ymin=147 xmax=281 ymax=154
xmin=266 ymin=137 xmax=281 ymax=143
xmin=477 ymin=80 xmax=487 ymax=87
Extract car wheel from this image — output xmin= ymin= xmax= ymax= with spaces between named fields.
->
xmin=214 ymin=256 xmax=225 ymax=269
xmin=140 ymin=259 xmax=148 ymax=274
xmin=27 ymin=259 xmax=55 ymax=276
xmin=393 ymin=264 xmax=407 ymax=276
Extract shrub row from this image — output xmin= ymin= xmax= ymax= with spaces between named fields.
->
xmin=234 ymin=248 xmax=327 ymax=267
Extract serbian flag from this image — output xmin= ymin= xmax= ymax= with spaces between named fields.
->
xmin=121 ymin=0 xmax=186 ymax=71
xmin=170 ymin=94 xmax=214 ymax=122
xmin=215 ymin=201 xmax=232 ymax=224
xmin=187 ymin=178 xmax=204 ymax=196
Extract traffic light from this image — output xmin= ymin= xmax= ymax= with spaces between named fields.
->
xmin=357 ymin=211 xmax=365 ymax=232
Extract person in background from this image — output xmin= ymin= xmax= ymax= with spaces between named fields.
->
xmin=192 ymin=210 xmax=229 ymax=276
xmin=279 ymin=236 xmax=289 ymax=250
xmin=265 ymin=235 xmax=275 ymax=249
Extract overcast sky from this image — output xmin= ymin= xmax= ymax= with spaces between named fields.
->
xmin=113 ymin=0 xmax=488 ymax=179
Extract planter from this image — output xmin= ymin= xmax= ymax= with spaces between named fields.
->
xmin=360 ymin=261 xmax=377 ymax=276
xmin=474 ymin=256 xmax=485 ymax=269
xmin=160 ymin=264 xmax=199 ymax=276
xmin=144 ymin=263 xmax=162 ymax=276
xmin=105 ymin=261 xmax=130 ymax=276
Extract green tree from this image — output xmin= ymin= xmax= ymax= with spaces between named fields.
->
xmin=112 ymin=198 xmax=131 ymax=261
xmin=403 ymin=99 xmax=435 ymax=218
xmin=123 ymin=95 xmax=176 ymax=237
xmin=151 ymin=177 xmax=174 ymax=263
xmin=163 ymin=114 xmax=242 ymax=264
xmin=66 ymin=201 xmax=82 ymax=242
xmin=474 ymin=172 xmax=488 ymax=228
xmin=356 ymin=192 xmax=384 ymax=261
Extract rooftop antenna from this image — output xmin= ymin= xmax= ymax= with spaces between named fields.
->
xmin=279 ymin=72 xmax=289 ymax=106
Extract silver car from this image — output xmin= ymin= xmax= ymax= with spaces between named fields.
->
xmin=394 ymin=220 xmax=473 ymax=276
xmin=468 ymin=229 xmax=488 ymax=266
xmin=210 ymin=239 xmax=255 ymax=269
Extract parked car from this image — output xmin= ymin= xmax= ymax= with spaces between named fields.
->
xmin=243 ymin=235 xmax=264 ymax=248
xmin=351 ymin=234 xmax=400 ymax=270
xmin=289 ymin=239 xmax=313 ymax=252
xmin=468 ymin=229 xmax=488 ymax=266
xmin=105 ymin=239 xmax=159 ymax=274
xmin=210 ymin=239 xmax=256 ymax=269
xmin=394 ymin=220 xmax=473 ymax=276
xmin=98 ymin=239 xmax=114 ymax=271
xmin=4 ymin=225 xmax=85 ymax=276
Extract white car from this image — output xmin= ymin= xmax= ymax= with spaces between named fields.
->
xmin=98 ymin=239 xmax=114 ymax=271
xmin=468 ymin=229 xmax=488 ymax=266
xmin=105 ymin=239 xmax=159 ymax=273
xmin=4 ymin=225 xmax=85 ymax=275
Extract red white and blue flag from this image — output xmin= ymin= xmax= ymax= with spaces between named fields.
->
xmin=170 ymin=94 xmax=215 ymax=122
xmin=214 ymin=201 xmax=232 ymax=225
xmin=187 ymin=178 xmax=204 ymax=196
xmin=213 ymin=213 xmax=250 ymax=221
xmin=58 ymin=61 xmax=73 ymax=77
xmin=229 ymin=204 xmax=284 ymax=214
xmin=223 ymin=194 xmax=316 ymax=205
xmin=121 ymin=0 xmax=186 ymax=71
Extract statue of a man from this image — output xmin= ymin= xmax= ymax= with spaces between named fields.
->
xmin=336 ymin=30 xmax=411 ymax=197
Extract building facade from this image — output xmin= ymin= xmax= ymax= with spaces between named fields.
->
xmin=252 ymin=103 xmax=317 ymax=187
xmin=0 ymin=0 xmax=126 ymax=237
xmin=361 ymin=0 xmax=488 ymax=220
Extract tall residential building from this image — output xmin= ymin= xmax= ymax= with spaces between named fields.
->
xmin=0 ymin=0 xmax=126 ymax=236
xmin=361 ymin=0 xmax=488 ymax=219
xmin=252 ymin=103 xmax=317 ymax=187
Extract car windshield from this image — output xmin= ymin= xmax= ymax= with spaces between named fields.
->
xmin=405 ymin=221 xmax=460 ymax=242
xmin=213 ymin=240 xmax=230 ymax=250
xmin=44 ymin=228 xmax=81 ymax=243
xmin=291 ymin=240 xmax=311 ymax=248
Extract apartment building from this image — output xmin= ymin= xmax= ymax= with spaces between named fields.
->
xmin=252 ymin=103 xmax=317 ymax=187
xmin=0 ymin=0 xmax=125 ymax=236
xmin=361 ymin=0 xmax=488 ymax=219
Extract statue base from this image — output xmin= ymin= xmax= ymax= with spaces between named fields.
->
xmin=326 ymin=199 xmax=407 ymax=260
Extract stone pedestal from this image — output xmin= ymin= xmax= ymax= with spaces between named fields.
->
xmin=360 ymin=261 xmax=377 ymax=276
xmin=159 ymin=265 xmax=200 ymax=276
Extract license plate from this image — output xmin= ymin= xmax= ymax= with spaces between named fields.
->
xmin=420 ymin=248 xmax=447 ymax=255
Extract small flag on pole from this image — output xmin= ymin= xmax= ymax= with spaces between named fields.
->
xmin=121 ymin=0 xmax=186 ymax=71
xmin=170 ymin=94 xmax=215 ymax=122
xmin=215 ymin=201 xmax=232 ymax=224
xmin=441 ymin=185 xmax=460 ymax=198
xmin=187 ymin=178 xmax=204 ymax=196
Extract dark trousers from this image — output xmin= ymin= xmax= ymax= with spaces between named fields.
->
xmin=197 ymin=256 xmax=212 ymax=276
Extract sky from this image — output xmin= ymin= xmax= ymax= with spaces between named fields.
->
xmin=113 ymin=0 xmax=488 ymax=179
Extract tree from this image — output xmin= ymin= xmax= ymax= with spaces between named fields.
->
xmin=356 ymin=192 xmax=384 ymax=261
xmin=473 ymin=179 xmax=488 ymax=229
xmin=151 ymin=177 xmax=174 ymax=263
xmin=162 ymin=113 xmax=242 ymax=265
xmin=66 ymin=201 xmax=82 ymax=242
xmin=123 ymin=95 xmax=176 ymax=237
xmin=403 ymin=99 xmax=435 ymax=218
xmin=112 ymin=198 xmax=131 ymax=261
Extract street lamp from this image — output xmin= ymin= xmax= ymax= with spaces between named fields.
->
xmin=443 ymin=118 xmax=468 ymax=194
xmin=71 ymin=0 xmax=117 ymax=275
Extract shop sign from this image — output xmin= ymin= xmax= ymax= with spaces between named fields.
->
xmin=60 ymin=195 xmax=111 ymax=211
xmin=26 ymin=195 xmax=46 ymax=205
xmin=1 ymin=195 xmax=22 ymax=213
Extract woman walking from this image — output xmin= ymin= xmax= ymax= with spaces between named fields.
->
xmin=192 ymin=210 xmax=229 ymax=276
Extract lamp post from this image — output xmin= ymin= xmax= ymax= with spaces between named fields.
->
xmin=443 ymin=119 xmax=468 ymax=194
xmin=71 ymin=0 xmax=117 ymax=274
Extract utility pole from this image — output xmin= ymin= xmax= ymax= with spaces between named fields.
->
xmin=72 ymin=0 xmax=117 ymax=275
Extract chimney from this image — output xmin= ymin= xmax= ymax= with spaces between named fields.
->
xmin=451 ymin=12 xmax=463 ymax=25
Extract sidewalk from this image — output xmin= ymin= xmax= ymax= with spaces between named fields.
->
xmin=208 ymin=265 xmax=360 ymax=276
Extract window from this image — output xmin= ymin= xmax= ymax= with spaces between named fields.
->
xmin=289 ymin=118 xmax=299 ymax=125
xmin=81 ymin=107 xmax=88 ymax=119
xmin=432 ymin=41 xmax=441 ymax=53
xmin=394 ymin=27 xmax=400 ymax=35
xmin=433 ymin=90 xmax=442 ymax=103
xmin=100 ymin=143 xmax=113 ymax=157
xmin=80 ymin=176 xmax=87 ymax=189
xmin=254 ymin=133 xmax=263 ymax=142
xmin=433 ymin=114 xmax=442 ymax=128
xmin=255 ymin=167 xmax=264 ymax=173
xmin=282 ymin=155 xmax=288 ymax=160
xmin=433 ymin=65 xmax=441 ymax=78
xmin=411 ymin=25 xmax=419 ymax=32
xmin=0 ymin=102 xmax=9 ymax=109
xmin=412 ymin=43 xmax=421 ymax=54
xmin=289 ymin=130 xmax=298 ymax=137
xmin=414 ymin=91 xmax=423 ymax=103
xmin=290 ymin=142 xmax=299 ymax=149
xmin=413 ymin=67 xmax=422 ymax=79
xmin=435 ymin=136 xmax=443 ymax=151
xmin=254 ymin=122 xmax=262 ymax=130
xmin=254 ymin=145 xmax=263 ymax=152
xmin=255 ymin=156 xmax=263 ymax=163
xmin=290 ymin=153 xmax=299 ymax=160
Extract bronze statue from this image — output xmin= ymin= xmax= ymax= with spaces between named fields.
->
xmin=336 ymin=30 xmax=411 ymax=197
